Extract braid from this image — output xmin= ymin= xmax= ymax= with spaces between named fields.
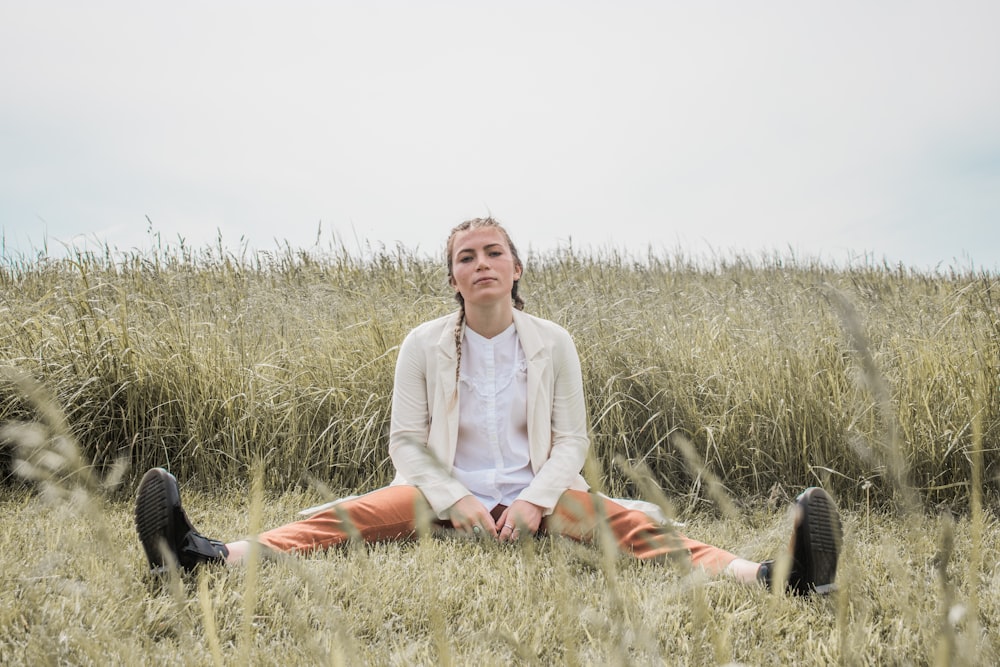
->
xmin=511 ymin=280 xmax=525 ymax=311
xmin=453 ymin=303 xmax=465 ymax=390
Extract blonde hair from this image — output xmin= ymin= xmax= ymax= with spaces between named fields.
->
xmin=445 ymin=217 xmax=526 ymax=389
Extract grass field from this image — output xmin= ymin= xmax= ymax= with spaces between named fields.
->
xmin=0 ymin=483 xmax=996 ymax=665
xmin=1 ymin=238 xmax=998 ymax=664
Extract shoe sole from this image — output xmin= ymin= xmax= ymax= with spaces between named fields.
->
xmin=795 ymin=487 xmax=842 ymax=594
xmin=134 ymin=467 xmax=180 ymax=572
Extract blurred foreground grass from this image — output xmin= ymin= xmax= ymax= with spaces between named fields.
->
xmin=1 ymin=482 xmax=997 ymax=665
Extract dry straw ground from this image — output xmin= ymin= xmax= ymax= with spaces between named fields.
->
xmin=1 ymin=239 xmax=997 ymax=664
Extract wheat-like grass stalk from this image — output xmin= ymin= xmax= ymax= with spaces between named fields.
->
xmin=2 ymin=239 xmax=999 ymax=663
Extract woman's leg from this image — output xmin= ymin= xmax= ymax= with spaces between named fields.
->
xmin=543 ymin=490 xmax=739 ymax=575
xmin=227 ymin=485 xmax=432 ymax=561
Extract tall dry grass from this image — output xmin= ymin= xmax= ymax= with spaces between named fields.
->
xmin=1 ymin=237 xmax=998 ymax=664
xmin=2 ymin=240 xmax=995 ymax=509
xmin=0 ymin=391 xmax=996 ymax=664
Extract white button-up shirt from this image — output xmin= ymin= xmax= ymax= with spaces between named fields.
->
xmin=452 ymin=323 xmax=534 ymax=510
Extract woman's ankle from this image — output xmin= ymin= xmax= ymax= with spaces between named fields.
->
xmin=724 ymin=557 xmax=763 ymax=584
xmin=224 ymin=540 xmax=251 ymax=565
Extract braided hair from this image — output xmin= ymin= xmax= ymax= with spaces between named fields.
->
xmin=445 ymin=217 xmax=526 ymax=390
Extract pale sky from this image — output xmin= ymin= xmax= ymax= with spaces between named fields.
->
xmin=2 ymin=1 xmax=999 ymax=270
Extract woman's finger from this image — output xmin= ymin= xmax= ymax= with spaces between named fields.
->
xmin=494 ymin=508 xmax=511 ymax=541
xmin=481 ymin=512 xmax=498 ymax=537
xmin=500 ymin=521 xmax=518 ymax=542
xmin=469 ymin=511 xmax=497 ymax=538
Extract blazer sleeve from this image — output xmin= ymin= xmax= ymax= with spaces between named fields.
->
xmin=387 ymin=325 xmax=471 ymax=515
xmin=515 ymin=327 xmax=590 ymax=512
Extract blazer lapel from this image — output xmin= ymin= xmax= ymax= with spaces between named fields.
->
xmin=436 ymin=313 xmax=462 ymax=467
xmin=513 ymin=311 xmax=549 ymax=467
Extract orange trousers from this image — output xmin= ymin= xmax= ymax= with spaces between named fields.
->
xmin=257 ymin=486 xmax=737 ymax=574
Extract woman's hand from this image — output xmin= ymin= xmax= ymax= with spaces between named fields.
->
xmin=446 ymin=495 xmax=497 ymax=537
xmin=496 ymin=500 xmax=544 ymax=542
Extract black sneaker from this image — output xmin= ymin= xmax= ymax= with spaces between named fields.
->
xmin=790 ymin=487 xmax=842 ymax=594
xmin=134 ymin=467 xmax=228 ymax=573
xmin=758 ymin=487 xmax=842 ymax=595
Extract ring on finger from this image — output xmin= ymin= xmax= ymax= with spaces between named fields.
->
xmin=472 ymin=525 xmax=481 ymax=535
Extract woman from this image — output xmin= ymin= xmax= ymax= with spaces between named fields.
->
xmin=135 ymin=217 xmax=842 ymax=594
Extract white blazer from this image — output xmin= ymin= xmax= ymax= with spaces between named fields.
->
xmin=389 ymin=309 xmax=591 ymax=518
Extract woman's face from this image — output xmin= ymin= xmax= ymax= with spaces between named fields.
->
xmin=449 ymin=227 xmax=523 ymax=307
